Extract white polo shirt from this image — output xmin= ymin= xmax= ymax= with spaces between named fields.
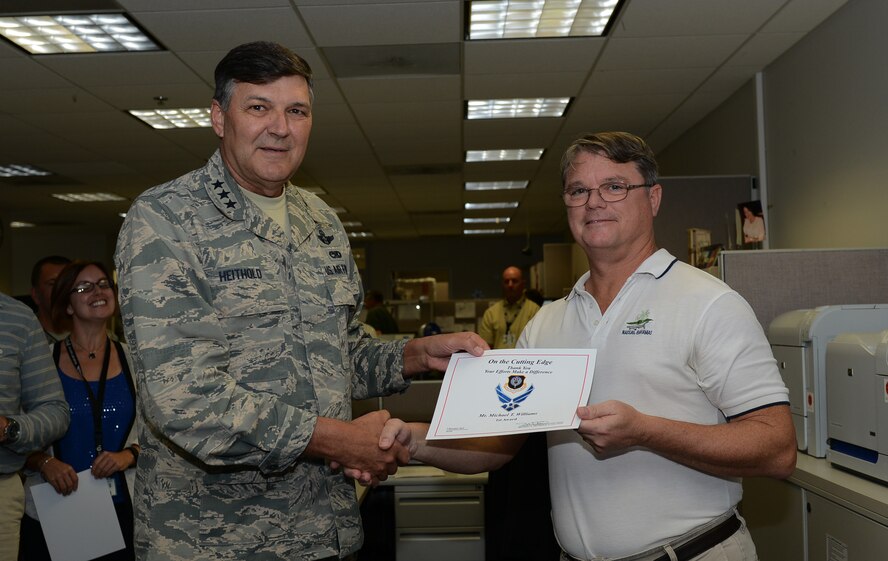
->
xmin=517 ymin=249 xmax=788 ymax=560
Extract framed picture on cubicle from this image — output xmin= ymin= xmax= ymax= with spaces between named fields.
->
xmin=737 ymin=200 xmax=765 ymax=246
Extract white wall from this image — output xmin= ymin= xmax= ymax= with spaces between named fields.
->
xmin=763 ymin=0 xmax=888 ymax=248
xmin=660 ymin=0 xmax=888 ymax=250
xmin=657 ymin=80 xmax=759 ymax=178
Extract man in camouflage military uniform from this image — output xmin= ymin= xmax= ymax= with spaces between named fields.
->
xmin=114 ymin=41 xmax=486 ymax=561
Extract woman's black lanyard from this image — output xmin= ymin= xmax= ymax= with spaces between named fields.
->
xmin=64 ymin=336 xmax=111 ymax=456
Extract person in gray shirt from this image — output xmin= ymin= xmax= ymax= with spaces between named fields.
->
xmin=0 ymin=292 xmax=70 ymax=559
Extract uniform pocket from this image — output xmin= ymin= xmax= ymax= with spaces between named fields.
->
xmin=213 ymin=276 xmax=290 ymax=389
xmin=323 ymin=275 xmax=357 ymax=371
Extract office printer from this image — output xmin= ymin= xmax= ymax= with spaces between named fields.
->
xmin=826 ymin=329 xmax=888 ymax=483
xmin=768 ymin=305 xmax=888 ymax=457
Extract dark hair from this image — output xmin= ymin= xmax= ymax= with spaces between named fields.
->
xmin=50 ymin=260 xmax=115 ymax=332
xmin=560 ymin=132 xmax=659 ymax=187
xmin=213 ymin=41 xmax=314 ymax=110
xmin=30 ymin=255 xmax=71 ymax=288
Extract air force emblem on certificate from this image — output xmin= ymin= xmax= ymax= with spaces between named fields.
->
xmin=496 ymin=374 xmax=535 ymax=411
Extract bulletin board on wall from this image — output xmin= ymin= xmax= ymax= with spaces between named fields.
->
xmin=720 ymin=248 xmax=888 ymax=330
xmin=655 ymin=176 xmax=755 ymax=264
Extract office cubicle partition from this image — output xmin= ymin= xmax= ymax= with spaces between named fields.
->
xmin=720 ymin=248 xmax=888 ymax=330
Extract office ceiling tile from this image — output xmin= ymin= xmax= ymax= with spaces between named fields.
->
xmin=615 ymin=0 xmax=784 ymax=36
xmin=339 ymin=75 xmax=461 ymax=104
xmin=299 ymin=2 xmax=461 ymax=47
xmin=132 ymin=8 xmax=314 ymax=52
xmin=465 ymin=72 xmax=586 ymax=99
xmin=464 ymin=38 xmax=603 ymax=74
xmin=37 ymin=52 xmax=203 ymax=87
xmin=0 ymin=0 xmax=851 ymax=239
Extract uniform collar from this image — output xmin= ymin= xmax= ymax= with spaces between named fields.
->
xmin=635 ymin=248 xmax=679 ymax=279
xmin=566 ymin=248 xmax=678 ymax=301
xmin=286 ymin=187 xmax=336 ymax=246
xmin=566 ymin=273 xmax=591 ymax=302
xmin=204 ymin=150 xmax=248 ymax=221
xmin=203 ymin=150 xmax=335 ymax=246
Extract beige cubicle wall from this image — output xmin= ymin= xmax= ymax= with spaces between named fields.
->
xmin=722 ymin=247 xmax=888 ymax=561
xmin=720 ymin=248 xmax=888 ymax=330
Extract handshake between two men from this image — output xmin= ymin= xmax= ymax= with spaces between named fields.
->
xmin=314 ymin=331 xmax=491 ymax=485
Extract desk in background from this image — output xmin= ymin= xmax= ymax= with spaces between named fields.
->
xmin=384 ymin=465 xmax=487 ymax=561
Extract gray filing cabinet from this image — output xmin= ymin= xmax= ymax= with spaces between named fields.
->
xmin=744 ymin=454 xmax=888 ymax=561
xmin=382 ymin=466 xmax=487 ymax=561
xmin=742 ymin=476 xmax=805 ymax=561
xmin=806 ymin=492 xmax=888 ymax=561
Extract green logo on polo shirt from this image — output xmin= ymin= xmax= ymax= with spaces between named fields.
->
xmin=623 ymin=310 xmax=653 ymax=335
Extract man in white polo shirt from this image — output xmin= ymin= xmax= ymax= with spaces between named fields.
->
xmin=376 ymin=132 xmax=796 ymax=561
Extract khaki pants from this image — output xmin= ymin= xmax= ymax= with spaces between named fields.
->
xmin=686 ymin=522 xmax=757 ymax=561
xmin=0 ymin=473 xmax=24 ymax=561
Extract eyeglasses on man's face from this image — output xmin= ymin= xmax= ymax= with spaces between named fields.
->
xmin=562 ymin=182 xmax=652 ymax=207
xmin=71 ymin=279 xmax=113 ymax=294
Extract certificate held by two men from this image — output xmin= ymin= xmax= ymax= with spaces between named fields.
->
xmin=427 ymin=348 xmax=596 ymax=440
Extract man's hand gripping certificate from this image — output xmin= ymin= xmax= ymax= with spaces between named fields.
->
xmin=426 ymin=348 xmax=596 ymax=440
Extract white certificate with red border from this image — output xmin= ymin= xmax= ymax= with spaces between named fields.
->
xmin=426 ymin=348 xmax=596 ymax=440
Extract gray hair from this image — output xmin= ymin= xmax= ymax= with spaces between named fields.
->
xmin=560 ymin=132 xmax=659 ymax=187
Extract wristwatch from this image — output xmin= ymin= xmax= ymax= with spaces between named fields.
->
xmin=2 ymin=418 xmax=20 ymax=443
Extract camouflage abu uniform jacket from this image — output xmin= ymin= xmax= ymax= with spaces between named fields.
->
xmin=114 ymin=150 xmax=409 ymax=561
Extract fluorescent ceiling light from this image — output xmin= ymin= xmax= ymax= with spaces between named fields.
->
xmin=465 ymin=228 xmax=506 ymax=235
xmin=118 ymin=213 xmax=127 ymax=218
xmin=52 ymin=193 xmax=126 ymax=202
xmin=10 ymin=221 xmax=35 ymax=228
xmin=341 ymin=221 xmax=363 ymax=228
xmin=332 ymin=206 xmax=348 ymax=214
xmin=467 ymin=98 xmax=570 ymax=119
xmin=464 ymin=217 xmax=511 ymax=224
xmin=468 ymin=0 xmax=622 ymax=39
xmin=129 ymin=109 xmax=210 ymax=129
xmin=0 ymin=164 xmax=52 ymax=177
xmin=348 ymin=231 xmax=374 ymax=238
xmin=0 ymin=14 xmax=160 ymax=54
xmin=466 ymin=148 xmax=544 ymax=162
xmin=465 ymin=202 xmax=520 ymax=210
xmin=465 ymin=181 xmax=528 ymax=191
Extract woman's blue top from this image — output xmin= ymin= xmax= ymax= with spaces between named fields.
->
xmin=56 ymin=371 xmax=135 ymax=503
